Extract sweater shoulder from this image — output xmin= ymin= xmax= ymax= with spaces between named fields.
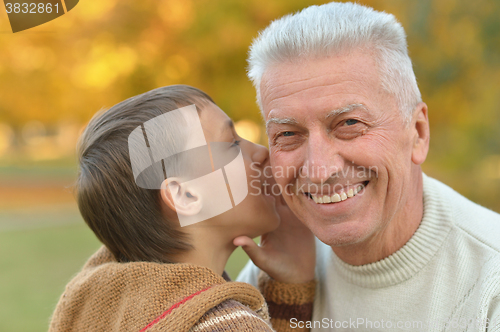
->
xmin=190 ymin=299 xmax=274 ymax=332
xmin=427 ymin=176 xmax=500 ymax=253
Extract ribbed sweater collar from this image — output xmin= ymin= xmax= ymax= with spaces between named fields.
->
xmin=331 ymin=173 xmax=453 ymax=288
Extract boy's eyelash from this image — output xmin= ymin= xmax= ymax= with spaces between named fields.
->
xmin=232 ymin=140 xmax=241 ymax=146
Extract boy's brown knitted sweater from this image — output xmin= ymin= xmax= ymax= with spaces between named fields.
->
xmin=49 ymin=246 xmax=315 ymax=332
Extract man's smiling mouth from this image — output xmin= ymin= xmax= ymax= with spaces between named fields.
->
xmin=303 ymin=181 xmax=369 ymax=204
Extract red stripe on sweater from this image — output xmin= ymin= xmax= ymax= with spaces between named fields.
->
xmin=139 ymin=286 xmax=212 ymax=332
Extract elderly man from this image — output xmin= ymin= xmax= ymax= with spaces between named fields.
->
xmin=237 ymin=2 xmax=500 ymax=331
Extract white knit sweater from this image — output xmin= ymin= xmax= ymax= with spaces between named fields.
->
xmin=238 ymin=174 xmax=500 ymax=331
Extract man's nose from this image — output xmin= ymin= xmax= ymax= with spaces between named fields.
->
xmin=300 ymin=133 xmax=345 ymax=183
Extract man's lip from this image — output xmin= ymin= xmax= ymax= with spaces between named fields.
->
xmin=303 ymin=181 xmax=369 ymax=204
xmin=299 ymin=180 xmax=370 ymax=196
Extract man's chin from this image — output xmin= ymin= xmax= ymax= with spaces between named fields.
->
xmin=306 ymin=218 xmax=371 ymax=248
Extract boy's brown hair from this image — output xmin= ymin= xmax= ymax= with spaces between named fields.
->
xmin=76 ymin=85 xmax=214 ymax=263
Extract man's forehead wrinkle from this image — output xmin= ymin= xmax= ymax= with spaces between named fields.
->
xmin=263 ymin=70 xmax=341 ymax=104
xmin=266 ymin=81 xmax=349 ymax=109
xmin=265 ymin=64 xmax=326 ymax=88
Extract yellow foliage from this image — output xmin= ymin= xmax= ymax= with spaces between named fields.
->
xmin=0 ymin=0 xmax=498 ymax=209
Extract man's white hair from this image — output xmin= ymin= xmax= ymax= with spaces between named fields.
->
xmin=247 ymin=1 xmax=422 ymax=124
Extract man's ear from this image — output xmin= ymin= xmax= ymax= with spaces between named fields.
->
xmin=160 ymin=178 xmax=202 ymax=216
xmin=411 ymin=102 xmax=430 ymax=165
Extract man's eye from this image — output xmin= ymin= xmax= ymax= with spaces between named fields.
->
xmin=344 ymin=119 xmax=359 ymax=126
xmin=231 ymin=140 xmax=241 ymax=147
xmin=282 ymin=131 xmax=295 ymax=137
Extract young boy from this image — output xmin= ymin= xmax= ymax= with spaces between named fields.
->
xmin=49 ymin=85 xmax=316 ymax=332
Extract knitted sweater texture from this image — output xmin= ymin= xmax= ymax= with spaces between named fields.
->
xmin=238 ymin=174 xmax=500 ymax=331
xmin=49 ymin=246 xmax=315 ymax=332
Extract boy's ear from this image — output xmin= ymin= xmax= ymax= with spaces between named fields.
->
xmin=160 ymin=178 xmax=202 ymax=216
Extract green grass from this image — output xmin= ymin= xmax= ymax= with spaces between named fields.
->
xmin=0 ymin=215 xmax=250 ymax=332
xmin=226 ymin=245 xmax=251 ymax=280
xmin=0 ymin=224 xmax=101 ymax=332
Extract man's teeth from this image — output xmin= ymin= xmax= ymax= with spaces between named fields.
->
xmin=311 ymin=184 xmax=365 ymax=204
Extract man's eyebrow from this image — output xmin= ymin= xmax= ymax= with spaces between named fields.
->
xmin=326 ymin=103 xmax=368 ymax=118
xmin=266 ymin=117 xmax=298 ymax=132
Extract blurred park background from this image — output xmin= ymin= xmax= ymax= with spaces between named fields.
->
xmin=0 ymin=0 xmax=499 ymax=330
